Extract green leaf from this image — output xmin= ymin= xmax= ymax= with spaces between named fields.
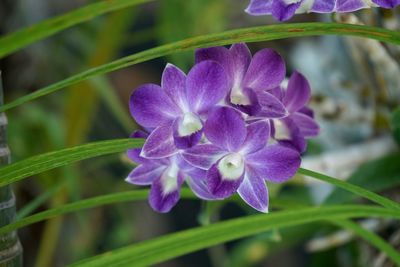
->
xmin=392 ymin=107 xmax=400 ymax=145
xmin=1 ymin=23 xmax=400 ymax=112
xmin=298 ymin=168 xmax=400 ymax=211
xmin=323 ymin=154 xmax=400 ymax=205
xmin=0 ymin=138 xmax=144 ymax=187
xmin=332 ymin=220 xmax=400 ymax=266
xmin=70 ymin=205 xmax=400 ymax=267
xmin=0 ymin=0 xmax=153 ymax=58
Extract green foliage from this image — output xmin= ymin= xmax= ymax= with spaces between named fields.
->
xmin=0 ymin=0 xmax=153 ymax=58
xmin=70 ymin=205 xmax=400 ymax=267
xmin=0 ymin=139 xmax=144 ymax=187
xmin=392 ymin=107 xmax=400 ymax=145
xmin=324 ymin=154 xmax=400 ymax=205
xmin=1 ymin=23 xmax=400 ymax=113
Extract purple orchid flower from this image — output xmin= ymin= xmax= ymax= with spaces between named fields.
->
xmin=246 ymin=0 xmax=400 ymax=21
xmin=130 ymin=61 xmax=229 ymax=158
xmin=126 ymin=131 xmax=216 ymax=213
xmin=195 ymin=43 xmax=287 ymax=118
xmin=266 ymin=71 xmax=320 ymax=152
xmin=182 ymin=107 xmax=301 ymax=212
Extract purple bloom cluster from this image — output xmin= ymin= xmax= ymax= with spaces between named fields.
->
xmin=246 ymin=0 xmax=400 ymax=21
xmin=126 ymin=43 xmax=319 ymax=213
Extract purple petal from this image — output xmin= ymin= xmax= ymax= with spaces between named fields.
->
xmin=275 ymin=117 xmax=307 ymax=153
xmin=172 ymin=118 xmax=203 ymax=149
xmin=246 ymin=145 xmax=301 ymax=183
xmin=195 ymin=46 xmax=230 ymax=66
xmin=238 ymin=166 xmax=269 ymax=212
xmin=311 ymin=0 xmax=335 ymax=12
xmin=129 ymin=84 xmax=180 ymax=128
xmin=283 ymin=71 xmax=311 ymax=113
xmin=336 ymin=0 xmax=368 ymax=12
xmin=298 ymin=106 xmax=314 ymax=118
xmin=204 ymin=107 xmax=247 ymax=152
xmin=229 ymin=43 xmax=252 ymax=88
xmin=206 ymin=160 xmax=244 ymax=199
xmin=229 ymin=87 xmax=261 ymax=116
xmin=126 ymin=164 xmax=164 ymax=185
xmin=240 ymin=120 xmax=270 ymax=155
xmin=257 ymin=91 xmax=288 ymax=118
xmin=162 ymin=63 xmax=188 ymax=111
xmin=271 ymin=0 xmax=302 ymax=21
xmin=149 ymin=171 xmax=184 ymax=213
xmin=186 ymin=61 xmax=229 ymax=113
xmin=127 ymin=130 xmax=149 ymax=164
xmin=245 ymin=0 xmax=272 ymax=15
xmin=181 ymin=144 xmax=226 ymax=170
xmin=291 ymin=112 xmax=320 ymax=138
xmin=186 ymin=168 xmax=219 ymax=200
xmin=243 ymin=49 xmax=286 ymax=91
xmin=373 ymin=0 xmax=400 ymax=8
xmin=141 ymin=124 xmax=178 ymax=159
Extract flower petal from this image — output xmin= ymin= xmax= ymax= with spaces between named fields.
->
xmin=373 ymin=0 xmax=400 ymax=8
xmin=257 ymin=91 xmax=288 ymax=118
xmin=186 ymin=60 xmax=229 ymax=113
xmin=186 ymin=168 xmax=219 ymax=200
xmin=243 ymin=49 xmax=286 ymax=91
xmin=240 ymin=120 xmax=270 ymax=155
xmin=229 ymin=43 xmax=252 ymax=88
xmin=181 ymin=144 xmax=226 ymax=170
xmin=204 ymin=107 xmax=247 ymax=151
xmin=162 ymin=63 xmax=188 ymax=111
xmin=126 ymin=130 xmax=149 ymax=164
xmin=283 ymin=71 xmax=311 ymax=113
xmin=238 ymin=166 xmax=269 ymax=212
xmin=271 ymin=0 xmax=302 ymax=21
xmin=245 ymin=0 xmax=272 ymax=15
xmin=141 ymin=124 xmax=178 ymax=159
xmin=149 ymin=171 xmax=184 ymax=213
xmin=246 ymin=145 xmax=300 ymax=183
xmin=172 ymin=118 xmax=203 ymax=149
xmin=275 ymin=117 xmax=307 ymax=153
xmin=206 ymin=160 xmax=244 ymax=199
xmin=129 ymin=84 xmax=180 ymax=128
xmin=126 ymin=164 xmax=164 ymax=185
xmin=291 ymin=112 xmax=320 ymax=138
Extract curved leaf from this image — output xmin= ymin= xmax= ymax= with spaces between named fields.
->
xmin=70 ymin=205 xmax=400 ymax=267
xmin=298 ymin=168 xmax=400 ymax=211
xmin=0 ymin=0 xmax=153 ymax=58
xmin=0 ymin=138 xmax=144 ymax=187
xmin=1 ymin=23 xmax=400 ymax=112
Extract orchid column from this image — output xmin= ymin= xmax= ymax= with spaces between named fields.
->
xmin=0 ymin=72 xmax=22 ymax=266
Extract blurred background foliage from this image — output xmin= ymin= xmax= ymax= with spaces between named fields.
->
xmin=0 ymin=0 xmax=399 ymax=266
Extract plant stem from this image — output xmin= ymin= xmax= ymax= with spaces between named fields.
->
xmin=0 ymin=71 xmax=22 ymax=266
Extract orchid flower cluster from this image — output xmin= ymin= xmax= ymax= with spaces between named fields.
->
xmin=126 ymin=43 xmax=319 ymax=213
xmin=246 ymin=0 xmax=400 ymax=21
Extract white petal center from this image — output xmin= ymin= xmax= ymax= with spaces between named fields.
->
xmin=230 ymin=86 xmax=251 ymax=105
xmin=218 ymin=153 xmax=245 ymax=180
xmin=273 ymin=119 xmax=291 ymax=140
xmin=161 ymin=163 xmax=179 ymax=195
xmin=178 ymin=112 xmax=202 ymax=136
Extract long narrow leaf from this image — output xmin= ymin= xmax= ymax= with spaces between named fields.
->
xmin=1 ymin=23 xmax=400 ymax=112
xmin=298 ymin=168 xmax=400 ymax=211
xmin=0 ymin=0 xmax=153 ymax=58
xmin=0 ymin=138 xmax=144 ymax=187
xmin=70 ymin=205 xmax=400 ymax=267
xmin=332 ymin=220 xmax=400 ymax=266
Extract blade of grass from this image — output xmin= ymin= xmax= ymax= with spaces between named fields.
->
xmin=332 ymin=219 xmax=400 ymax=266
xmin=298 ymin=168 xmax=400 ymax=211
xmin=70 ymin=205 xmax=400 ymax=267
xmin=0 ymin=138 xmax=144 ymax=187
xmin=1 ymin=22 xmax=400 ymax=113
xmin=0 ymin=0 xmax=154 ymax=58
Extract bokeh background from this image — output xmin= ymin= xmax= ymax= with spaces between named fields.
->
xmin=0 ymin=0 xmax=400 ymax=266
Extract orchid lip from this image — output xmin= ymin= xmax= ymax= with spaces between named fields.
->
xmin=230 ymin=86 xmax=251 ymax=105
xmin=273 ymin=119 xmax=291 ymax=140
xmin=218 ymin=152 xmax=245 ymax=180
xmin=161 ymin=163 xmax=179 ymax=195
xmin=178 ymin=112 xmax=202 ymax=136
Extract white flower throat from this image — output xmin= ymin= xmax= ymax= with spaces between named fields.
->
xmin=178 ymin=112 xmax=202 ymax=136
xmin=230 ymin=85 xmax=251 ymax=105
xmin=161 ymin=163 xmax=179 ymax=195
xmin=218 ymin=153 xmax=245 ymax=180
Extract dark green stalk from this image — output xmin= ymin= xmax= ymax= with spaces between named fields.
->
xmin=0 ymin=72 xmax=22 ymax=266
